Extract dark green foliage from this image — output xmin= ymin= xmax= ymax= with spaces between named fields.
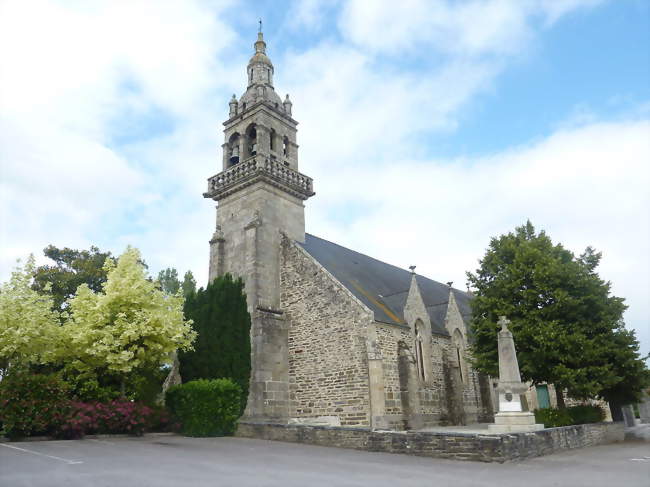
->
xmin=130 ymin=366 xmax=169 ymax=406
xmin=157 ymin=268 xmax=180 ymax=295
xmin=534 ymin=407 xmax=572 ymax=428
xmin=181 ymin=271 xmax=197 ymax=298
xmin=60 ymin=372 xmax=122 ymax=403
xmin=467 ymin=221 xmax=648 ymax=403
xmin=157 ymin=268 xmax=196 ymax=298
xmin=597 ymin=328 xmax=650 ymax=405
xmin=32 ymin=245 xmax=113 ymax=311
xmin=0 ymin=372 xmax=70 ymax=439
xmin=567 ymin=405 xmax=605 ymax=425
xmin=534 ymin=405 xmax=605 ymax=427
xmin=165 ymin=379 xmax=241 ymax=436
xmin=179 ymin=274 xmax=251 ymax=409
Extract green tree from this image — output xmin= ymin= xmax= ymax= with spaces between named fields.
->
xmin=64 ymin=247 xmax=196 ymax=393
xmin=157 ymin=268 xmax=181 ymax=295
xmin=467 ymin=221 xmax=647 ymax=407
xmin=32 ymin=245 xmax=113 ymax=311
xmin=181 ymin=270 xmax=197 ymax=298
xmin=0 ymin=256 xmax=63 ymax=374
xmin=179 ymin=274 xmax=251 ymax=409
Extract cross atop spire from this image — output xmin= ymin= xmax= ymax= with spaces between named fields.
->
xmin=259 ymin=18 xmax=262 ymax=33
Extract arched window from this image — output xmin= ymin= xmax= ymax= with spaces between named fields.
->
xmin=228 ymin=132 xmax=240 ymax=166
xmin=270 ymin=129 xmax=276 ymax=152
xmin=282 ymin=136 xmax=289 ymax=157
xmin=414 ymin=321 xmax=425 ymax=381
xmin=452 ymin=329 xmax=466 ymax=383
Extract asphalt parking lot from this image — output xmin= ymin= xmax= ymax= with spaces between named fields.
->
xmin=1 ymin=429 xmax=648 ymax=487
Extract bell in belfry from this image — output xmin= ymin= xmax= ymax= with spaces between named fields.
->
xmin=230 ymin=145 xmax=239 ymax=165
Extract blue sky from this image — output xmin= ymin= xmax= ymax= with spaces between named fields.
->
xmin=1 ymin=0 xmax=648 ymax=358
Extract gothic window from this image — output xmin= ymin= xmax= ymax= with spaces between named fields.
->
xmin=453 ymin=329 xmax=466 ymax=383
xmin=415 ymin=321 xmax=426 ymax=381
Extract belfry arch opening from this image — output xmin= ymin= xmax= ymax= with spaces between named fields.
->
xmin=246 ymin=124 xmax=257 ymax=159
xmin=228 ymin=132 xmax=240 ymax=166
xmin=282 ymin=136 xmax=289 ymax=158
xmin=270 ymin=129 xmax=276 ymax=152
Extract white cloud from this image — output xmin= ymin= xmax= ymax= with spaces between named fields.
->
xmin=304 ymin=120 xmax=650 ymax=358
xmin=338 ymin=0 xmax=604 ymax=56
xmin=288 ymin=0 xmax=338 ymax=31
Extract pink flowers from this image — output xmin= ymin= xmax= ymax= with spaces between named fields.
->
xmin=56 ymin=400 xmax=158 ymax=439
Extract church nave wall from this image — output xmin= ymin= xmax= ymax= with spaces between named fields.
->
xmin=280 ymin=237 xmax=374 ymax=427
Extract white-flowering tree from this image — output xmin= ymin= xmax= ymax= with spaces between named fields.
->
xmin=0 ymin=256 xmax=64 ymax=375
xmin=64 ymin=247 xmax=196 ymax=389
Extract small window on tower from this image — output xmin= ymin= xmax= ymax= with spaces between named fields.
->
xmin=270 ymin=129 xmax=276 ymax=151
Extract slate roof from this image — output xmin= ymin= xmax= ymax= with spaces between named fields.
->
xmin=299 ymin=234 xmax=473 ymax=336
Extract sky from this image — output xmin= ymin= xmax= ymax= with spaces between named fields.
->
xmin=0 ymin=0 xmax=648 ymax=358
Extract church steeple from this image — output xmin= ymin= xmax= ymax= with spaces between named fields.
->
xmin=216 ymin=30 xmax=300 ymax=172
xmin=204 ymin=27 xmax=314 ymax=278
xmin=247 ymin=31 xmax=274 ymax=87
xmin=203 ymin=28 xmax=314 ymax=424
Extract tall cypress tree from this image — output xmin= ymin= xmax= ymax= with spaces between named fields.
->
xmin=179 ymin=274 xmax=251 ymax=408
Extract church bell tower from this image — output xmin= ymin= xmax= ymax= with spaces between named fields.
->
xmin=203 ymin=30 xmax=314 ymax=421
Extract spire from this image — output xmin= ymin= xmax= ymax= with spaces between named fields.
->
xmin=247 ymin=27 xmax=274 ymax=88
xmin=254 ymin=31 xmax=266 ymax=55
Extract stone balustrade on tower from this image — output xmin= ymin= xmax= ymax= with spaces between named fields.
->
xmin=204 ymin=155 xmax=314 ymax=201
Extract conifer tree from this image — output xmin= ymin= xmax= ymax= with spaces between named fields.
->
xmin=181 ymin=271 xmax=197 ymax=298
xmin=179 ymin=274 xmax=251 ymax=408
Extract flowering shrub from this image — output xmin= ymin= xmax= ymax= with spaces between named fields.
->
xmin=55 ymin=400 xmax=153 ymax=439
xmin=0 ymin=373 xmax=70 ymax=439
xmin=1 ymin=372 xmax=174 ymax=439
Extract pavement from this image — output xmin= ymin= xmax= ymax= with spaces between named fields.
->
xmin=1 ymin=427 xmax=649 ymax=487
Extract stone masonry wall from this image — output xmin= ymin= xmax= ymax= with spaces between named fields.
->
xmin=281 ymin=238 xmax=375 ymax=427
xmin=237 ymin=420 xmax=625 ymax=463
xmin=443 ymin=296 xmax=486 ymax=424
xmin=375 ymin=324 xmax=449 ymax=427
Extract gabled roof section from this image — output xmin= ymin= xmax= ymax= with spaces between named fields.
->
xmin=299 ymin=234 xmax=473 ymax=335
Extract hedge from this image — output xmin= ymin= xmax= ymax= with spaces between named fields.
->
xmin=166 ymin=378 xmax=241 ymax=437
xmin=534 ymin=405 xmax=605 ymax=428
xmin=567 ymin=405 xmax=605 ymax=425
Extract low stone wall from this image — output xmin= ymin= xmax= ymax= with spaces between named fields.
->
xmin=236 ymin=421 xmax=624 ymax=463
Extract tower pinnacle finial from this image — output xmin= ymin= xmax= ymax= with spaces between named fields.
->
xmin=259 ymin=18 xmax=262 ymax=33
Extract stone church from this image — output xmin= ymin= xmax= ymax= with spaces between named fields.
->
xmin=204 ymin=32 xmax=493 ymax=430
